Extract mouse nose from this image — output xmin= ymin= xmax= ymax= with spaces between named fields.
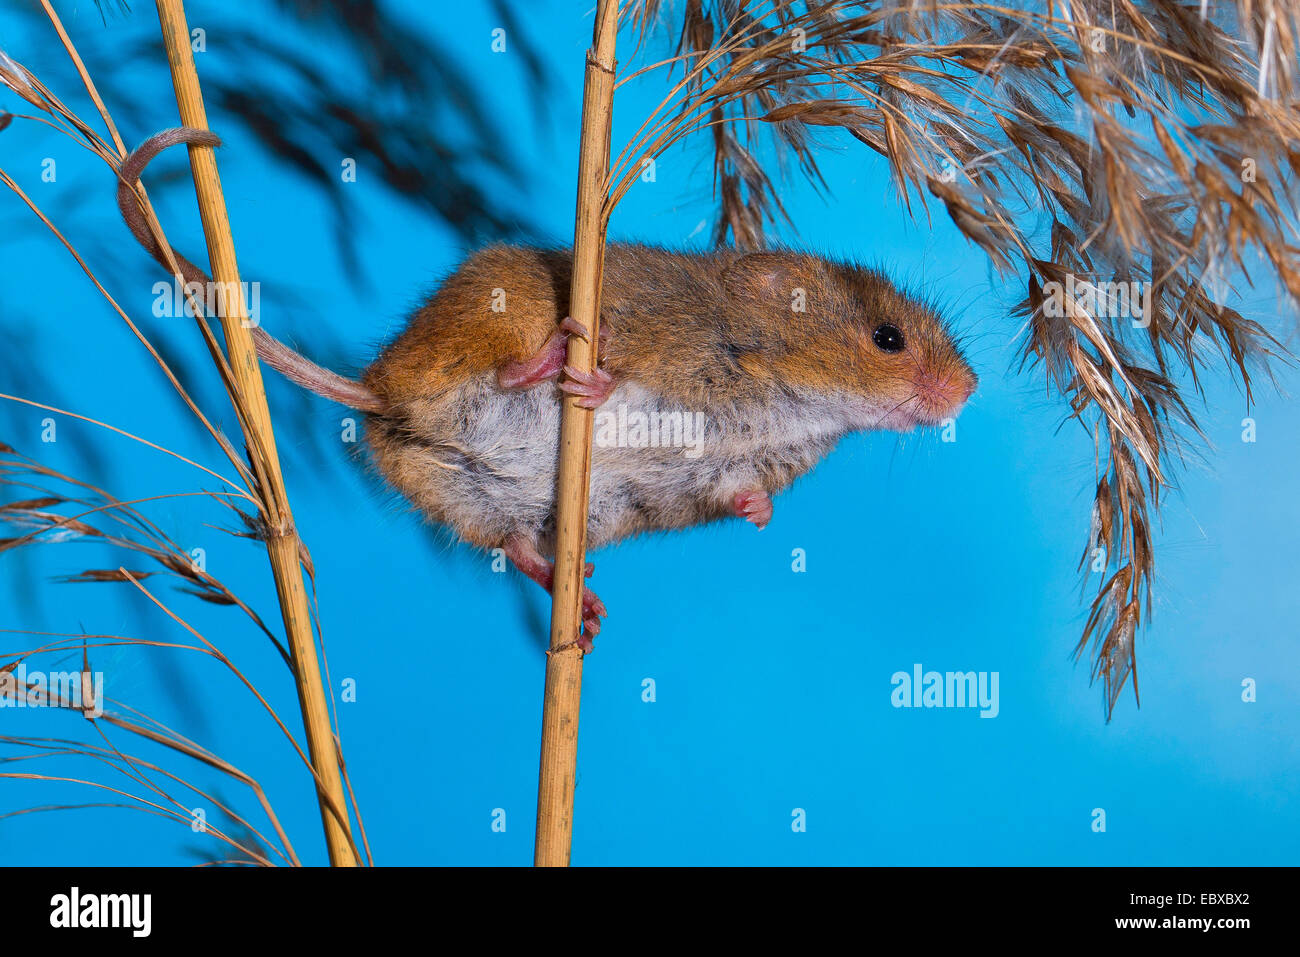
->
xmin=912 ymin=368 xmax=975 ymax=418
xmin=958 ymin=369 xmax=977 ymax=401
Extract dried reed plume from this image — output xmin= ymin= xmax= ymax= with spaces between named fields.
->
xmin=0 ymin=0 xmax=366 ymax=862
xmin=0 ymin=443 xmax=374 ymax=865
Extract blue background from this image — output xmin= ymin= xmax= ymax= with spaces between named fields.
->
xmin=0 ymin=1 xmax=1296 ymax=865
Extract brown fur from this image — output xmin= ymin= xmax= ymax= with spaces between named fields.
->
xmin=357 ymin=242 xmax=976 ymax=563
xmin=364 ymin=242 xmax=975 ymax=419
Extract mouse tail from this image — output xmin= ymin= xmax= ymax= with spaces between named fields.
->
xmin=247 ymin=326 xmax=386 ymax=413
xmin=116 ymin=127 xmax=386 ymax=415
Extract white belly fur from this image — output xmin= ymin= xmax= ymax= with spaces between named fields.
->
xmin=379 ymin=374 xmax=862 ymax=551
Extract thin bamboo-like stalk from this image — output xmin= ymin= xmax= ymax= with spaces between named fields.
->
xmin=534 ymin=0 xmax=619 ymax=868
xmin=152 ymin=0 xmax=357 ymax=867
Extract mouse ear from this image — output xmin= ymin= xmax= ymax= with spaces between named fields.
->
xmin=720 ymin=253 xmax=802 ymax=302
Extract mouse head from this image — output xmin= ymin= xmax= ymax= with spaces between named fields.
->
xmin=830 ymin=261 xmax=977 ymax=429
xmin=722 ymin=252 xmax=977 ymax=431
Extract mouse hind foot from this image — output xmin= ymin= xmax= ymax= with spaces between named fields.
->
xmin=496 ymin=327 xmax=568 ymax=390
xmin=495 ymin=317 xmax=613 ymax=401
xmin=732 ymin=489 xmax=773 ymax=529
xmin=503 ymin=533 xmax=606 ymax=651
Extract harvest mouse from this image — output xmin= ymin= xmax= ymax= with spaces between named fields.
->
xmin=118 ymin=128 xmax=978 ymax=648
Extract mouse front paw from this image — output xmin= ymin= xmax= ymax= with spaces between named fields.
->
xmin=732 ymin=490 xmax=773 ymax=530
xmin=559 ymin=364 xmax=616 ymax=409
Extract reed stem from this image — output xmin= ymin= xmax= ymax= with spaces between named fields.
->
xmin=534 ymin=0 xmax=619 ymax=868
xmin=153 ymin=0 xmax=357 ymax=867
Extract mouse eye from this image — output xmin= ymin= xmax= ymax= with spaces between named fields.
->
xmin=872 ymin=323 xmax=905 ymax=353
